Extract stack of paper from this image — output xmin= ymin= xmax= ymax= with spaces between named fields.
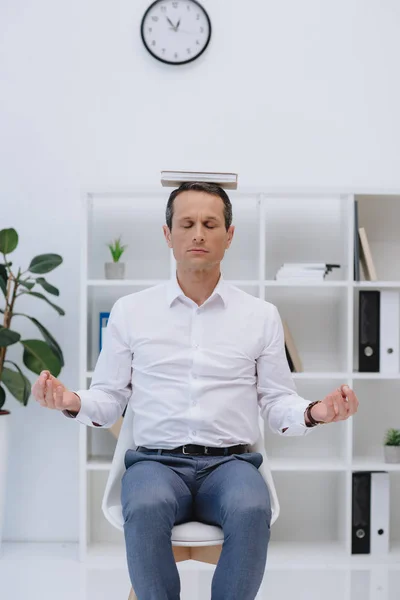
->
xmin=275 ymin=263 xmax=340 ymax=282
xmin=161 ymin=171 xmax=238 ymax=189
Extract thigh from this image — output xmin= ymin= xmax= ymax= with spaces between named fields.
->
xmin=193 ymin=452 xmax=272 ymax=527
xmin=121 ymin=450 xmax=194 ymax=525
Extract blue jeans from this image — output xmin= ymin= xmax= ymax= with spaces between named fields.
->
xmin=121 ymin=447 xmax=272 ymax=600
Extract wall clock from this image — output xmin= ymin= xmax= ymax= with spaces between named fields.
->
xmin=140 ymin=0 xmax=212 ymax=65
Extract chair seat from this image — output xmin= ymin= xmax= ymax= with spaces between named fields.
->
xmin=102 ymin=406 xmax=281 ymax=542
xmin=171 ymin=521 xmax=224 ymax=546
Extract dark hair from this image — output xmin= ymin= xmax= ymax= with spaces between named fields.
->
xmin=165 ymin=182 xmax=233 ymax=231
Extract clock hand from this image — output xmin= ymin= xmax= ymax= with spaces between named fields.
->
xmin=166 ymin=16 xmax=176 ymax=29
xmin=176 ymin=19 xmax=181 ymax=30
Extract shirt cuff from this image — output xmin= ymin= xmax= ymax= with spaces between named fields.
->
xmin=281 ymin=401 xmax=317 ymax=436
xmin=62 ymin=392 xmax=102 ymax=427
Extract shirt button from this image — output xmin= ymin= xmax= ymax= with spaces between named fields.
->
xmin=192 ymin=430 xmax=197 ymax=435
xmin=192 ymin=400 xmax=197 ymax=406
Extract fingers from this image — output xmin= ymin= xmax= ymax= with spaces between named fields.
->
xmin=332 ymin=388 xmax=348 ymax=420
xmin=341 ymin=384 xmax=359 ymax=416
xmin=332 ymin=385 xmax=359 ymax=421
xmin=32 ymin=370 xmax=53 ymax=408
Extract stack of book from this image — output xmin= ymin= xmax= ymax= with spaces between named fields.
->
xmin=160 ymin=170 xmax=238 ymax=190
xmin=275 ymin=263 xmax=340 ymax=282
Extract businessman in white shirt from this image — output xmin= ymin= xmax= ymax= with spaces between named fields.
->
xmin=32 ymin=181 xmax=358 ymax=600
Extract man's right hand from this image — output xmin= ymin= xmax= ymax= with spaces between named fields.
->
xmin=31 ymin=370 xmax=81 ymax=414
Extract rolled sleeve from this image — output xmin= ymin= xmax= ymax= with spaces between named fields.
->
xmin=64 ymin=298 xmax=133 ymax=428
xmin=256 ymin=304 xmax=317 ymax=436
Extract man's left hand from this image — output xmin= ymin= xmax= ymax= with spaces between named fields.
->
xmin=312 ymin=384 xmax=359 ymax=424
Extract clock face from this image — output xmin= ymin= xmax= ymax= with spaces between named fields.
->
xmin=141 ymin=0 xmax=212 ymax=65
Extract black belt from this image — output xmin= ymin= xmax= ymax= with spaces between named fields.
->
xmin=136 ymin=443 xmax=249 ymax=456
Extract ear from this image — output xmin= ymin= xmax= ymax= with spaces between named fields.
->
xmin=163 ymin=225 xmax=172 ymax=248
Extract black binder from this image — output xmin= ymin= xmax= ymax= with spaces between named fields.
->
xmin=359 ymin=290 xmax=380 ymax=372
xmin=352 ymin=472 xmax=371 ymax=554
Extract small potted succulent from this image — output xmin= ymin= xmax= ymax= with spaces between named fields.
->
xmin=383 ymin=428 xmax=400 ymax=463
xmin=105 ymin=236 xmax=127 ymax=280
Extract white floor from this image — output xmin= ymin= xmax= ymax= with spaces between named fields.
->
xmin=0 ymin=543 xmax=400 ymax=600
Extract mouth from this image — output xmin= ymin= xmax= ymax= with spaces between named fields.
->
xmin=189 ymin=249 xmax=208 ymax=254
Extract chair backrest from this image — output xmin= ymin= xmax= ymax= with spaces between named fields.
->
xmin=102 ymin=404 xmax=280 ymax=531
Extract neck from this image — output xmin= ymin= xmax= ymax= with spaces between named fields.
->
xmin=176 ymin=267 xmax=221 ymax=306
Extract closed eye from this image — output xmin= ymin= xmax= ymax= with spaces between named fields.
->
xmin=183 ymin=224 xmax=215 ymax=229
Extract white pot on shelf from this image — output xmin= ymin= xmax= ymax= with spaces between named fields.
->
xmin=383 ymin=445 xmax=400 ymax=463
xmin=0 ymin=410 xmax=10 ymax=556
xmin=104 ymin=262 xmax=125 ymax=280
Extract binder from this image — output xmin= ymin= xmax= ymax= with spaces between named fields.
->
xmin=99 ymin=311 xmax=110 ymax=352
xmin=359 ymin=290 xmax=380 ymax=372
xmin=370 ymin=472 xmax=390 ymax=555
xmin=352 ymin=472 xmax=390 ymax=555
xmin=379 ymin=290 xmax=400 ymax=373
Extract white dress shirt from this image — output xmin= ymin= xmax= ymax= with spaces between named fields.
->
xmin=64 ymin=272 xmax=317 ymax=446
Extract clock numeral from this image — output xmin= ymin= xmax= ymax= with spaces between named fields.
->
xmin=187 ymin=4 xmax=191 ymax=9
xmin=187 ymin=48 xmax=191 ymax=54
xmin=196 ymin=40 xmax=200 ymax=45
xmin=174 ymin=52 xmax=178 ymax=58
xmin=151 ymin=40 xmax=156 ymax=46
xmin=200 ymin=27 xmax=204 ymax=33
xmin=162 ymin=48 xmax=166 ymax=53
xmin=172 ymin=1 xmax=178 ymax=8
xmin=160 ymin=5 xmax=167 ymax=11
xmin=148 ymin=27 xmax=153 ymax=32
xmin=196 ymin=14 xmax=200 ymax=20
xmin=151 ymin=16 xmax=159 ymax=22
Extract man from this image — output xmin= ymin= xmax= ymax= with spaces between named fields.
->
xmin=32 ymin=182 xmax=359 ymax=600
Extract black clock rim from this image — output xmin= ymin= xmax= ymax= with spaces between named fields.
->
xmin=140 ymin=0 xmax=212 ymax=66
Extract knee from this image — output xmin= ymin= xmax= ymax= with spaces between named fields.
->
xmin=224 ymin=496 xmax=272 ymax=527
xmin=122 ymin=489 xmax=177 ymax=524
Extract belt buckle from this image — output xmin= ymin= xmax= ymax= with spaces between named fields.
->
xmin=182 ymin=445 xmax=192 ymax=455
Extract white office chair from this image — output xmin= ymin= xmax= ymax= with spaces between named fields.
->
xmin=102 ymin=404 xmax=280 ymax=600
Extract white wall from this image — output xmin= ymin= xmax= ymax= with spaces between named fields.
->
xmin=1 ymin=0 xmax=400 ymax=541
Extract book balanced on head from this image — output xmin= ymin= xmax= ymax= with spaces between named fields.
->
xmin=161 ymin=170 xmax=238 ymax=190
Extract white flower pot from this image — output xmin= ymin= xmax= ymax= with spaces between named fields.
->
xmin=0 ymin=410 xmax=10 ymax=556
xmin=384 ymin=445 xmax=400 ymax=463
xmin=105 ymin=262 xmax=125 ymax=280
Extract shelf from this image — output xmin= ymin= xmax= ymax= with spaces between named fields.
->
xmin=352 ymin=372 xmax=400 ymax=380
xmin=87 ymin=278 xmax=349 ymax=288
xmin=266 ymin=280 xmax=348 ymax=287
xmin=352 ymin=458 xmax=400 ymax=472
xmin=354 ymin=281 xmax=400 ymax=288
xmin=87 ymin=457 xmax=113 ymax=471
xmin=269 ymin=458 xmax=346 ymax=471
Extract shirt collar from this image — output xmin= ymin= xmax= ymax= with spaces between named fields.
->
xmin=166 ymin=271 xmax=228 ymax=308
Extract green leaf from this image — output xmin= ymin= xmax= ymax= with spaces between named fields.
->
xmin=0 ymin=385 xmax=6 ymax=410
xmin=20 ymin=339 xmax=62 ymax=377
xmin=1 ymin=363 xmax=31 ymax=406
xmin=0 ymin=326 xmax=21 ymax=347
xmin=17 ymin=291 xmax=65 ymax=316
xmin=28 ymin=254 xmax=63 ymax=274
xmin=0 ymin=228 xmax=18 ymax=254
xmin=35 ymin=277 xmax=59 ymax=296
xmin=12 ymin=312 xmax=64 ymax=367
xmin=18 ymin=279 xmax=35 ymax=291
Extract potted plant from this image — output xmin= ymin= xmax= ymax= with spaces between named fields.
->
xmin=105 ymin=236 xmax=127 ymax=280
xmin=383 ymin=428 xmax=400 ymax=463
xmin=0 ymin=227 xmax=65 ymax=551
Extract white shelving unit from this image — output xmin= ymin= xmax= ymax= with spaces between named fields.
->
xmin=78 ymin=187 xmax=400 ymax=568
